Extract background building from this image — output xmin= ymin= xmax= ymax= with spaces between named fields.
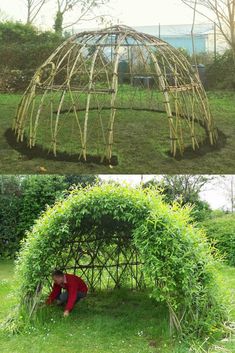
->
xmin=134 ymin=24 xmax=229 ymax=54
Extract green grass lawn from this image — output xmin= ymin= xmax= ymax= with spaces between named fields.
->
xmin=0 ymin=90 xmax=234 ymax=173
xmin=0 ymin=261 xmax=234 ymax=353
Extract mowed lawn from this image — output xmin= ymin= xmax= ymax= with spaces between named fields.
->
xmin=0 ymin=261 xmax=235 ymax=353
xmin=0 ymin=91 xmax=235 ymax=174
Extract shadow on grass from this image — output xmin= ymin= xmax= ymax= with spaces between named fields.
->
xmin=5 ymin=127 xmax=227 ymax=166
xmin=4 ymin=128 xmax=119 ymax=166
xmin=170 ymin=128 xmax=228 ymax=161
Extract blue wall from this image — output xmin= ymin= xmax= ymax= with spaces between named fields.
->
xmin=160 ymin=35 xmax=206 ymax=54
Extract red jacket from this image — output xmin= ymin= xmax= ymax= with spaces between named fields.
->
xmin=46 ymin=273 xmax=88 ymax=312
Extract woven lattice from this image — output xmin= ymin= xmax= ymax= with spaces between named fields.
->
xmin=13 ymin=25 xmax=218 ymax=160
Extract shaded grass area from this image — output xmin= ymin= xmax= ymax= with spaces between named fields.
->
xmin=0 ymin=261 xmax=235 ymax=353
xmin=0 ymin=91 xmax=235 ymax=173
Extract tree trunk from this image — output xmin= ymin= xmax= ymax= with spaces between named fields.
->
xmin=54 ymin=11 xmax=63 ymax=35
xmin=26 ymin=1 xmax=32 ymax=24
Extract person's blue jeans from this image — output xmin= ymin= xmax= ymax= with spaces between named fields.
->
xmin=56 ymin=291 xmax=87 ymax=305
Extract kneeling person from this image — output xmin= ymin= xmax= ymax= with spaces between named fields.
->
xmin=46 ymin=269 xmax=88 ymax=317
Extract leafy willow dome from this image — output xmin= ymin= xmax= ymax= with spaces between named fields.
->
xmin=13 ymin=25 xmax=218 ymax=161
xmin=14 ymin=185 xmax=224 ymax=334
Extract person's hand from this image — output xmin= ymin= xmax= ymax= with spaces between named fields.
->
xmin=63 ymin=310 xmax=70 ymax=317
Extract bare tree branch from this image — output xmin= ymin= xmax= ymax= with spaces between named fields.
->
xmin=181 ymin=0 xmax=235 ymax=61
xmin=25 ymin=0 xmax=49 ymax=24
xmin=54 ymin=0 xmax=110 ymax=34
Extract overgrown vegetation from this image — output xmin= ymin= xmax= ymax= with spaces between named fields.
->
xmin=0 ymin=180 xmax=234 ymax=350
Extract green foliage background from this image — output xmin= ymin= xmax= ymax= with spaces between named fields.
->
xmin=203 ymin=214 xmax=235 ymax=266
xmin=143 ymin=176 xmax=212 ymax=222
xmin=0 ymin=175 xmax=97 ymax=258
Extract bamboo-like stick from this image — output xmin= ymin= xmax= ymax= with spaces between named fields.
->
xmin=16 ymin=85 xmax=36 ymax=142
xmin=106 ymin=32 xmax=127 ymax=161
xmin=148 ymin=50 xmax=178 ymax=156
xmin=53 ymin=89 xmax=66 ymax=156
xmin=82 ymin=47 xmax=101 ymax=160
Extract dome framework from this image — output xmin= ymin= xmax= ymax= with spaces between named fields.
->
xmin=13 ymin=25 xmax=218 ymax=161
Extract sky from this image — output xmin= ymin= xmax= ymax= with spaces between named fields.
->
xmin=0 ymin=0 xmax=212 ymax=30
xmin=99 ymin=175 xmax=233 ymax=211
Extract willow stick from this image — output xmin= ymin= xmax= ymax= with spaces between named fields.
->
xmin=149 ymin=50 xmax=178 ymax=156
xmin=82 ymin=47 xmax=101 ymax=160
xmin=106 ymin=33 xmax=126 ymax=161
xmin=31 ymin=89 xmax=49 ymax=146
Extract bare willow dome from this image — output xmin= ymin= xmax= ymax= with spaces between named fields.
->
xmin=13 ymin=25 xmax=218 ymax=161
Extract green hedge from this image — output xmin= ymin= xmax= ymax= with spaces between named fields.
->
xmin=0 ymin=195 xmax=22 ymax=258
xmin=0 ymin=176 xmax=66 ymax=258
xmin=0 ymin=22 xmax=63 ymax=92
xmin=0 ymin=43 xmax=63 ymax=91
xmin=0 ymin=21 xmax=62 ymax=44
xmin=0 ymin=43 xmax=61 ymax=71
xmin=206 ymin=50 xmax=235 ymax=89
xmin=203 ymin=214 xmax=235 ymax=266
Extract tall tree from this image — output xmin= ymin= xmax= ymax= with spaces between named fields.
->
xmin=181 ymin=0 xmax=235 ymax=62
xmin=25 ymin=0 xmax=48 ymax=24
xmin=54 ymin=0 xmax=109 ymax=35
xmin=144 ymin=175 xmax=211 ymax=203
xmin=143 ymin=175 xmax=212 ymax=221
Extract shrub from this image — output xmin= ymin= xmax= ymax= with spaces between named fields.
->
xmin=206 ymin=50 xmax=235 ymax=89
xmin=0 ymin=195 xmax=22 ymax=258
xmin=0 ymin=22 xmax=63 ymax=92
xmin=0 ymin=43 xmax=62 ymax=71
xmin=0 ymin=68 xmax=35 ymax=92
xmin=203 ymin=214 xmax=235 ymax=266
